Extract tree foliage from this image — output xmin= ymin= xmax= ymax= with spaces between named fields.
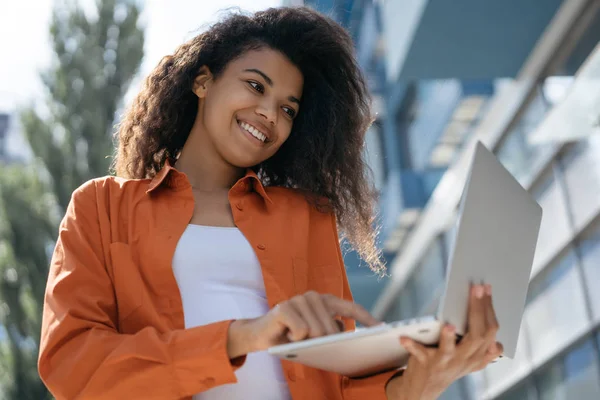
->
xmin=0 ymin=1 xmax=144 ymax=398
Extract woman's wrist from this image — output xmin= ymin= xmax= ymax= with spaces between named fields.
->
xmin=226 ymin=319 xmax=255 ymax=359
xmin=386 ymin=370 xmax=444 ymax=400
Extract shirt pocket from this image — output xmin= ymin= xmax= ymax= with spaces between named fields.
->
xmin=109 ymin=242 xmax=144 ymax=324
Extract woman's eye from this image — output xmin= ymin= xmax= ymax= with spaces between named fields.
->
xmin=248 ymin=81 xmax=264 ymax=93
xmin=283 ymin=107 xmax=296 ymax=119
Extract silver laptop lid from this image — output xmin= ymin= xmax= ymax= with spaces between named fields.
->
xmin=437 ymin=142 xmax=543 ymax=358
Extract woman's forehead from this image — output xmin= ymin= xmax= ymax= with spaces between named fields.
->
xmin=227 ymin=49 xmax=304 ymax=95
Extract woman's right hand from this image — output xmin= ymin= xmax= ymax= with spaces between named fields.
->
xmin=227 ymin=291 xmax=381 ymax=358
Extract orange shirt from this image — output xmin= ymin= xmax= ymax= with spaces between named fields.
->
xmin=39 ymin=161 xmax=397 ymax=400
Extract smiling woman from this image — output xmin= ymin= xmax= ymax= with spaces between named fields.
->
xmin=38 ymin=7 xmax=401 ymax=400
xmin=185 ymin=49 xmax=304 ymax=168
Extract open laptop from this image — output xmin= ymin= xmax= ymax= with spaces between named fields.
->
xmin=268 ymin=142 xmax=543 ymax=378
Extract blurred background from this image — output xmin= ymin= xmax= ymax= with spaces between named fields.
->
xmin=1 ymin=0 xmax=599 ymax=399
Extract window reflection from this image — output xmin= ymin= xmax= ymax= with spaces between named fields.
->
xmin=537 ymin=361 xmax=566 ymax=400
xmin=397 ymin=280 xmax=417 ymax=319
xmin=411 ymin=238 xmax=445 ymax=315
xmin=485 ymin=325 xmax=532 ymax=393
xmin=530 ymin=171 xmax=572 ymax=274
xmin=383 ymin=275 xmax=418 ymax=322
xmin=559 ymin=135 xmax=600 ymax=230
xmin=495 ymin=380 xmax=534 ymax=400
xmin=525 ymin=249 xmax=589 ymax=364
xmin=496 ymin=89 xmax=556 ymax=185
xmin=563 ymin=340 xmax=600 ymax=399
xmin=578 ymin=229 xmax=600 ymax=322
xmin=364 ymin=123 xmax=387 ymax=192
xmin=438 ymin=379 xmax=466 ymax=400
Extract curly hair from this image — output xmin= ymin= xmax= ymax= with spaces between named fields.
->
xmin=113 ymin=7 xmax=385 ymax=275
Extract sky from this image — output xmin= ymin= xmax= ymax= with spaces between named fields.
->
xmin=0 ymin=0 xmax=282 ymax=111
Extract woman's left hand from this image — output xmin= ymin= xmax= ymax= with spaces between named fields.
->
xmin=385 ymin=283 xmax=503 ymax=400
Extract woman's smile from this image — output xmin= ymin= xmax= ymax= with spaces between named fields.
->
xmin=237 ymin=119 xmax=270 ymax=145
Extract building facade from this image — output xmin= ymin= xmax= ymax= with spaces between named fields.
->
xmin=301 ymin=0 xmax=600 ymax=398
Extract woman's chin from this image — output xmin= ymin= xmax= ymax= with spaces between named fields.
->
xmin=225 ymin=156 xmax=264 ymax=170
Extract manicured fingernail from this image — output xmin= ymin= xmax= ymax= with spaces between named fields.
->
xmin=474 ymin=285 xmax=485 ymax=299
xmin=485 ymin=284 xmax=492 ymax=296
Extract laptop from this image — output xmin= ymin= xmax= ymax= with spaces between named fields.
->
xmin=268 ymin=142 xmax=543 ymax=378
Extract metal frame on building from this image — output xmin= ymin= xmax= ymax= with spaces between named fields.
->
xmin=371 ymin=1 xmax=600 ymax=398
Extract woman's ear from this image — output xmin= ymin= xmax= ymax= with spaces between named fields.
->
xmin=192 ymin=66 xmax=213 ymax=98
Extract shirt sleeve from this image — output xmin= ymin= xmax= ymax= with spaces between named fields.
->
xmin=38 ymin=182 xmax=246 ymax=400
xmin=329 ymin=213 xmax=401 ymax=400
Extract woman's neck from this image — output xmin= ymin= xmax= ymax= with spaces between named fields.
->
xmin=175 ymin=127 xmax=245 ymax=192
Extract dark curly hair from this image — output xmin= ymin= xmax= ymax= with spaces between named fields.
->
xmin=112 ymin=6 xmax=384 ymax=275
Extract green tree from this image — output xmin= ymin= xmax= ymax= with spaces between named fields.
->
xmin=0 ymin=0 xmax=144 ymax=398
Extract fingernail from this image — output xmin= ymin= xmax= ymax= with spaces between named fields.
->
xmin=485 ymin=284 xmax=492 ymax=296
xmin=400 ymin=337 xmax=410 ymax=347
xmin=446 ymin=324 xmax=455 ymax=334
xmin=474 ymin=285 xmax=485 ymax=299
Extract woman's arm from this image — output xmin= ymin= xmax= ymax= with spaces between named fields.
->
xmin=328 ymin=213 xmax=400 ymax=400
xmin=39 ymin=182 xmax=245 ymax=400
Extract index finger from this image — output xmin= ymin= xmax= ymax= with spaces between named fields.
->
xmin=322 ymin=295 xmax=381 ymax=327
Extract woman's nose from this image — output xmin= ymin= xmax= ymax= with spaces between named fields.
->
xmin=255 ymin=101 xmax=277 ymax=126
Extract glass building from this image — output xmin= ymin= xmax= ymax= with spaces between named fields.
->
xmin=298 ymin=0 xmax=600 ymax=398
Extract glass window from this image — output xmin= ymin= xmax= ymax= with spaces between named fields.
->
xmin=398 ymin=276 xmax=417 ymax=319
xmin=537 ymin=360 xmax=566 ymax=400
xmin=496 ymin=90 xmax=557 ymax=186
xmin=464 ymin=371 xmax=486 ymax=400
xmin=578 ymin=229 xmax=600 ymax=322
xmin=411 ymin=238 xmax=445 ymax=315
xmin=406 ymin=80 xmax=462 ymax=171
xmin=563 ymin=339 xmax=600 ymax=399
xmin=530 ymin=172 xmax=573 ymax=275
xmin=438 ymin=379 xmax=465 ymax=400
xmin=384 ymin=276 xmax=418 ymax=322
xmin=559 ymin=134 xmax=600 ymax=231
xmin=495 ymin=380 xmax=535 ymax=400
xmin=485 ymin=325 xmax=532 ymax=393
xmin=364 ymin=123 xmax=387 ymax=192
xmin=383 ymin=300 xmax=402 ymax=323
xmin=525 ymin=249 xmax=590 ymax=364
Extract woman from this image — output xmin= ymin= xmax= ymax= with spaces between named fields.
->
xmin=39 ymin=7 xmax=502 ymax=400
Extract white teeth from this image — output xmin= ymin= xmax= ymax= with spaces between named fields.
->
xmin=240 ymin=121 xmax=267 ymax=142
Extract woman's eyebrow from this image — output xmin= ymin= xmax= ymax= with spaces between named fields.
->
xmin=244 ymin=68 xmax=301 ymax=105
xmin=244 ymin=68 xmax=273 ymax=86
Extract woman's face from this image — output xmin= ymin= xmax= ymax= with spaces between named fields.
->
xmin=194 ymin=48 xmax=304 ymax=168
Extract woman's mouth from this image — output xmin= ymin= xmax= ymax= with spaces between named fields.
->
xmin=238 ymin=120 xmax=267 ymax=143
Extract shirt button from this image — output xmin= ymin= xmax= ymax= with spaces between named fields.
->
xmin=257 ymin=244 xmax=266 ymax=250
xmin=287 ymin=370 xmax=296 ymax=382
xmin=342 ymin=377 xmax=350 ymax=389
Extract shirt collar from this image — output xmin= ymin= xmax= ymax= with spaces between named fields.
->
xmin=146 ymin=158 xmax=273 ymax=204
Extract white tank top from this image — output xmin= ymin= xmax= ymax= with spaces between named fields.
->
xmin=172 ymin=224 xmax=292 ymax=400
